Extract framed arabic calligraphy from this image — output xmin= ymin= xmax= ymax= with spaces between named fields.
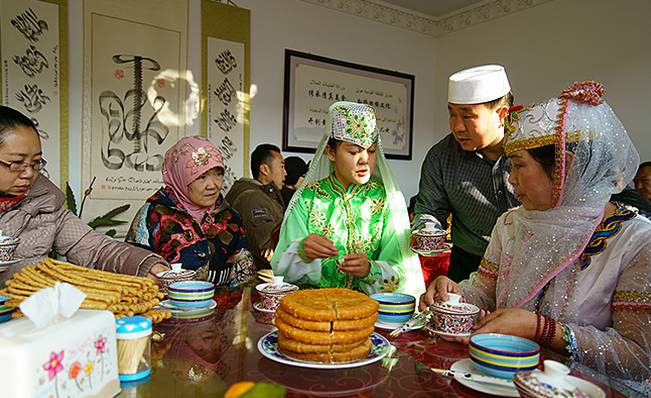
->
xmin=282 ymin=50 xmax=414 ymax=160
xmin=82 ymin=0 xmax=187 ymax=225
xmin=0 ymin=0 xmax=68 ymax=187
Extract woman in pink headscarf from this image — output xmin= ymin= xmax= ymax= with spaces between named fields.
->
xmin=127 ymin=136 xmax=255 ymax=287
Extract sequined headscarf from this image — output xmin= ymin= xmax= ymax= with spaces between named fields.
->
xmin=162 ymin=136 xmax=225 ymax=222
xmin=498 ymin=81 xmax=639 ymax=308
xmin=280 ymin=101 xmax=425 ymax=297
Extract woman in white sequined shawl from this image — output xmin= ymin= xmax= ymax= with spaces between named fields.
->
xmin=420 ymin=81 xmax=651 ymax=387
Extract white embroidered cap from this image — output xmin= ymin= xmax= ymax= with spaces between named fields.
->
xmin=448 ymin=65 xmax=511 ymax=104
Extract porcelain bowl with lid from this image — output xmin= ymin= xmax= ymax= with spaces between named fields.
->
xmin=428 ymin=293 xmax=480 ymax=336
xmin=513 ymin=360 xmax=603 ymax=398
xmin=411 ymin=229 xmax=449 ymax=256
xmin=155 ymin=263 xmax=196 ymax=294
xmin=255 ymin=276 xmax=299 ymax=311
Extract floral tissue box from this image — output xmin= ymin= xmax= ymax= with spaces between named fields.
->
xmin=0 ymin=310 xmax=120 ymax=398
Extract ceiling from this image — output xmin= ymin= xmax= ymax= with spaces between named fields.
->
xmin=378 ymin=0 xmax=488 ymax=19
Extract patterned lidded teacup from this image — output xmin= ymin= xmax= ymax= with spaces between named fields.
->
xmin=411 ymin=229 xmax=448 ymax=255
xmin=0 ymin=235 xmax=19 ymax=262
xmin=155 ymin=263 xmax=196 ymax=294
xmin=255 ymin=276 xmax=298 ymax=311
xmin=428 ymin=293 xmax=479 ymax=336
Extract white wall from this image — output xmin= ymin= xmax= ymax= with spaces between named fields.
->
xmin=237 ymin=0 xmax=436 ymax=202
xmin=433 ymin=0 xmax=651 ymax=161
xmin=65 ymin=0 xmax=649 ymax=212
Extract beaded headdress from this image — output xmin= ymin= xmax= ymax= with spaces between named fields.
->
xmin=329 ymin=102 xmax=378 ymax=149
xmin=491 ymin=81 xmax=639 ymax=311
xmin=504 ymin=81 xmax=607 ymax=207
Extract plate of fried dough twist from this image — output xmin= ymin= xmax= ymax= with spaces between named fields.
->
xmin=0 ymin=258 xmax=172 ymax=323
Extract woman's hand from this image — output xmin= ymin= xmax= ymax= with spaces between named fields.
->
xmin=418 ymin=276 xmax=460 ymax=311
xmin=302 ymin=233 xmax=338 ymax=260
xmin=472 ymin=308 xmax=537 ymax=340
xmin=147 ymin=262 xmax=170 ymax=280
xmin=339 ymin=253 xmax=370 ymax=278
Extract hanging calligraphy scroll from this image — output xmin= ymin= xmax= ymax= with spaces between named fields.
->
xmin=82 ymin=0 xmax=188 ymax=223
xmin=202 ymin=0 xmax=250 ymax=190
xmin=0 ymin=0 xmax=68 ymax=187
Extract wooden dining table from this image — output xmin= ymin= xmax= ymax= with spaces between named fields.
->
xmin=117 ymin=285 xmax=642 ymax=397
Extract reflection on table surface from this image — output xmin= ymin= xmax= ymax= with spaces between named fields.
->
xmin=118 ymin=285 xmax=639 ymax=397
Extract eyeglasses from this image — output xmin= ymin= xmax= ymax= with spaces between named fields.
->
xmin=0 ymin=158 xmax=47 ymax=173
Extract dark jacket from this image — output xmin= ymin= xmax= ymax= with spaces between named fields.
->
xmin=126 ymin=187 xmax=254 ymax=287
xmin=225 ymin=178 xmax=285 ymax=270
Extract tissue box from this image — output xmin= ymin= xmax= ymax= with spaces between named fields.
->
xmin=0 ymin=310 xmax=120 ymax=398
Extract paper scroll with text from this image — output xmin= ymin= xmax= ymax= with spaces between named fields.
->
xmin=0 ymin=0 xmax=68 ymax=187
xmin=202 ymin=0 xmax=250 ymax=190
xmin=82 ymin=0 xmax=188 ymax=224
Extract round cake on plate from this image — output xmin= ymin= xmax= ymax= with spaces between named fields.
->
xmin=274 ymin=288 xmax=378 ymax=363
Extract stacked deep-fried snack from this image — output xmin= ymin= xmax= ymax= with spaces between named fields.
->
xmin=275 ymin=288 xmax=378 ymax=363
xmin=1 ymin=258 xmax=171 ymax=323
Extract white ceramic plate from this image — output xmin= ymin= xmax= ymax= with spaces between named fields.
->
xmin=411 ymin=243 xmax=452 ymax=256
xmin=374 ymin=319 xmax=404 ymax=330
xmin=253 ymin=301 xmax=275 ymax=313
xmin=450 ymin=358 xmax=519 ymax=397
xmin=432 ymin=329 xmax=471 ymax=338
xmin=0 ymin=258 xmax=21 ymax=267
xmin=158 ymin=299 xmax=217 ymax=313
xmin=258 ymin=331 xmax=390 ymax=369
xmin=567 ymin=375 xmax=605 ymax=398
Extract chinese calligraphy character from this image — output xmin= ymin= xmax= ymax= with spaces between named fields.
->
xmin=214 ymin=77 xmax=236 ymax=106
xmin=30 ymin=117 xmax=49 ymax=140
xmin=15 ymin=84 xmax=50 ymax=113
xmin=217 ymin=135 xmax=236 ymax=161
xmin=215 ymin=50 xmax=237 ymax=74
xmin=11 ymin=8 xmax=48 ymax=43
xmin=215 ymin=109 xmax=238 ymax=132
xmin=13 ymin=45 xmax=49 ymax=78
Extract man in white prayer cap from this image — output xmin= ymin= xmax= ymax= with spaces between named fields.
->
xmin=412 ymin=65 xmax=518 ymax=282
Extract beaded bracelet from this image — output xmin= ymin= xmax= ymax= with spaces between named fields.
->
xmin=534 ymin=313 xmax=543 ymax=342
xmin=543 ymin=316 xmax=555 ymax=347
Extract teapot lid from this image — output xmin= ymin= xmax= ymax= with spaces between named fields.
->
xmin=430 ymin=293 xmax=479 ymax=315
xmin=256 ymin=282 xmax=299 ymax=295
xmin=513 ymin=360 xmax=588 ymax=398
xmin=413 ymin=228 xmax=446 ymax=237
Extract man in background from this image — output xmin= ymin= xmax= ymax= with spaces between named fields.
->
xmin=226 ymin=144 xmax=286 ymax=280
xmin=281 ymin=156 xmax=308 ymax=207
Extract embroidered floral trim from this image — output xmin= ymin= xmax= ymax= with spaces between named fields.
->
xmin=478 ymin=258 xmax=499 ymax=278
xmin=379 ymin=274 xmax=400 ymax=292
xmin=579 ymin=206 xmax=636 ymax=270
xmin=503 ymin=131 xmax=584 ymax=156
xmin=561 ymin=324 xmax=581 ymax=362
xmin=612 ymin=291 xmax=651 ymax=309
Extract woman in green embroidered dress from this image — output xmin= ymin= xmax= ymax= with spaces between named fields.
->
xmin=271 ymin=102 xmax=425 ymax=297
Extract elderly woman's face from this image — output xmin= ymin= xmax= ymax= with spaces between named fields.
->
xmin=508 ymin=150 xmax=554 ymax=211
xmin=0 ymin=125 xmax=42 ymax=195
xmin=187 ymin=167 xmax=223 ymax=208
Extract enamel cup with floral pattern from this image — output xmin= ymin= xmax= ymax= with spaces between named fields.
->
xmin=428 ymin=293 xmax=479 ymax=336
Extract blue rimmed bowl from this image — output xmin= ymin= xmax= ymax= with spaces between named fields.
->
xmin=0 ymin=295 xmax=14 ymax=323
xmin=370 ymin=293 xmax=416 ymax=324
xmin=469 ymin=333 xmax=540 ymax=379
xmin=168 ymin=281 xmax=215 ymax=309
